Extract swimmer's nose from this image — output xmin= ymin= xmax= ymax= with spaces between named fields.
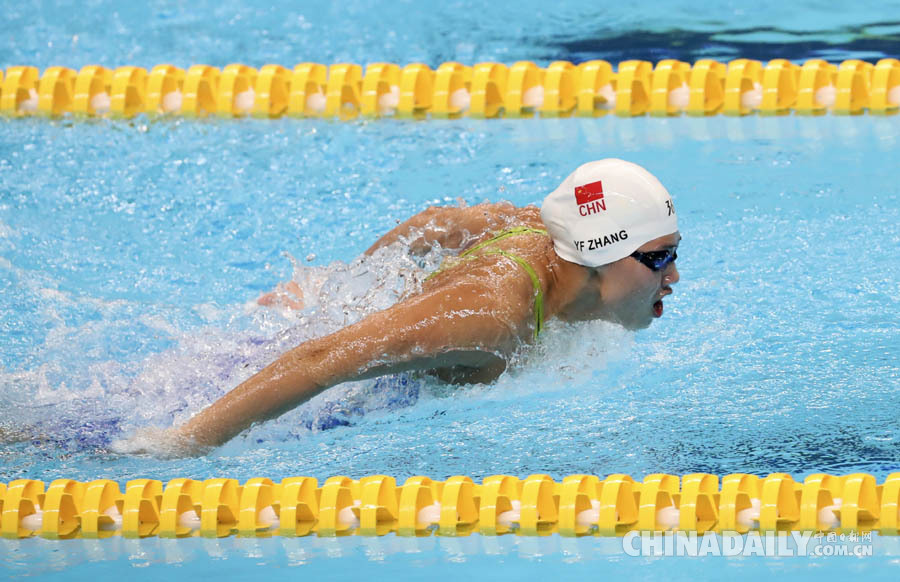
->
xmin=663 ymin=263 xmax=680 ymax=286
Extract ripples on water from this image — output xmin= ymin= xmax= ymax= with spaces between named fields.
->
xmin=1 ymin=115 xmax=899 ymax=484
xmin=2 ymin=1 xmax=900 ymax=68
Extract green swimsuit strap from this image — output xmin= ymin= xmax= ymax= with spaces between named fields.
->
xmin=427 ymin=226 xmax=549 ymax=340
xmin=478 ymin=248 xmax=545 ymax=340
xmin=459 ymin=226 xmax=549 ymax=258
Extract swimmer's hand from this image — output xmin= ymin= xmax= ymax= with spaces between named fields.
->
xmin=257 ymin=280 xmax=305 ymax=310
xmin=110 ymin=426 xmax=212 ymax=458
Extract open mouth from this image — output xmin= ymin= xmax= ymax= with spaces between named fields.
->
xmin=653 ymin=299 xmax=664 ymax=318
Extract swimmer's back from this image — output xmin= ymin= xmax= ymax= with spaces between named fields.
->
xmin=424 ymin=204 xmax=554 ymax=287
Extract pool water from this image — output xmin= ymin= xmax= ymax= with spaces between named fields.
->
xmin=2 ymin=0 xmax=900 ymax=579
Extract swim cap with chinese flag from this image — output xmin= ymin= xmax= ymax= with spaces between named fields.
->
xmin=540 ymin=159 xmax=678 ymax=267
xmin=574 ymin=180 xmax=606 ymax=209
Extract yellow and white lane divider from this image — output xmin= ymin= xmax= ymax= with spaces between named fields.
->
xmin=1 ymin=472 xmax=898 ymax=539
xmin=1 ymin=58 xmax=899 ymax=120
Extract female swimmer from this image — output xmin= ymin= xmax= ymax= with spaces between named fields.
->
xmin=165 ymin=158 xmax=681 ymax=452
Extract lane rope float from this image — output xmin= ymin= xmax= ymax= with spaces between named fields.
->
xmin=1 ymin=58 xmax=899 ymax=120
xmin=1 ymin=472 xmax=898 ymax=539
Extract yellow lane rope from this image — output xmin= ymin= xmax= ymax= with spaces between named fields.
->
xmin=1 ymin=472 xmax=897 ymax=539
xmin=1 ymin=59 xmax=898 ymax=120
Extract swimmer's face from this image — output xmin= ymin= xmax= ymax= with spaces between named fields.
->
xmin=590 ymin=232 xmax=681 ymax=329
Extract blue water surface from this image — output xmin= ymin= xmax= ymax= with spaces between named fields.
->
xmin=3 ymin=0 xmax=900 ymax=68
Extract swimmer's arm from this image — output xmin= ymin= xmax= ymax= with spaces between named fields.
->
xmin=364 ymin=202 xmax=517 ymax=256
xmin=176 ymin=280 xmax=526 ymax=449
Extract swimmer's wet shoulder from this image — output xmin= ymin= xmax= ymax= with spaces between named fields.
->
xmin=425 ymin=223 xmax=553 ymax=340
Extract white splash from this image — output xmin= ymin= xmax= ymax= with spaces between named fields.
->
xmin=5 ymin=230 xmax=639 ymax=452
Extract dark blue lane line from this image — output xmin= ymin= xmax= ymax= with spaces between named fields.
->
xmin=536 ymin=23 xmax=900 ymax=63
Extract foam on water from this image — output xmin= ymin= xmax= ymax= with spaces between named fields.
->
xmin=2 ymin=236 xmax=433 ymax=447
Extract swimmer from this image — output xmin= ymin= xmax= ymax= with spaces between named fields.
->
xmin=158 ymin=159 xmax=681 ymax=454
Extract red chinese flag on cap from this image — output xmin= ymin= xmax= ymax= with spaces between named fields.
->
xmin=574 ymin=180 xmax=604 ymax=205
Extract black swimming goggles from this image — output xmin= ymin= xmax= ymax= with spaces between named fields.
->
xmin=630 ymin=249 xmax=677 ymax=272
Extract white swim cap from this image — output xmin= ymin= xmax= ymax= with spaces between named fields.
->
xmin=540 ymin=159 xmax=678 ymax=267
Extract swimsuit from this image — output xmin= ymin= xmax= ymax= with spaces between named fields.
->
xmin=427 ymin=226 xmax=549 ymax=339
